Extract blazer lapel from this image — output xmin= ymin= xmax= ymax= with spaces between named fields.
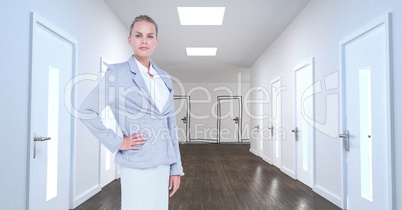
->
xmin=151 ymin=60 xmax=173 ymax=90
xmin=151 ymin=60 xmax=174 ymax=114
xmin=128 ymin=56 xmax=154 ymax=105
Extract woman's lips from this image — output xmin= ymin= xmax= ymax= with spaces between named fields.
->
xmin=139 ymin=47 xmax=148 ymax=51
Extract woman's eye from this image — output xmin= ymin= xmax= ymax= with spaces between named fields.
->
xmin=148 ymin=35 xmax=154 ymax=39
xmin=135 ymin=35 xmax=141 ymax=38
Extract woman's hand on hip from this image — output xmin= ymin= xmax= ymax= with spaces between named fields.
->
xmin=169 ymin=175 xmax=181 ymax=197
xmin=119 ymin=133 xmax=146 ymax=150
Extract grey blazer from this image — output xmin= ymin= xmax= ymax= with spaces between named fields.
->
xmin=80 ymin=56 xmax=184 ymax=176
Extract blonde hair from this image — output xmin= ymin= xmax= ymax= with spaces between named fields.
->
xmin=129 ymin=15 xmax=158 ymax=37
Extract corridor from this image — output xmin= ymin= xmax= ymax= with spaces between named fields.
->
xmin=75 ymin=144 xmax=339 ymax=210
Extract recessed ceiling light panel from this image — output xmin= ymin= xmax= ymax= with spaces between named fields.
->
xmin=186 ymin=47 xmax=217 ymax=56
xmin=177 ymin=7 xmax=225 ymax=25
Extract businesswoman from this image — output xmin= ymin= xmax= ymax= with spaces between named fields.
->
xmin=80 ymin=15 xmax=184 ymax=210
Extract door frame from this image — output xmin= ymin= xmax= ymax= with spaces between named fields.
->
xmin=270 ymin=76 xmax=282 ymax=169
xmin=174 ymin=95 xmax=191 ymax=143
xmin=28 ymin=12 xmax=77 ymax=209
xmin=292 ymin=57 xmax=315 ymax=185
xmin=339 ymin=13 xmax=394 ymax=209
xmin=99 ymin=56 xmax=120 ymax=187
xmin=217 ymin=96 xmax=242 ymax=143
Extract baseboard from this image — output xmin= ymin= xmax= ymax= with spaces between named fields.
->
xmin=281 ymin=166 xmax=296 ymax=179
xmin=262 ymin=156 xmax=273 ymax=164
xmin=313 ymin=184 xmax=343 ymax=208
xmin=72 ymin=184 xmax=101 ymax=208
xmin=249 ymin=148 xmax=260 ymax=157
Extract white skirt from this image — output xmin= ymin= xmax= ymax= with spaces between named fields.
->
xmin=120 ymin=164 xmax=170 ymax=210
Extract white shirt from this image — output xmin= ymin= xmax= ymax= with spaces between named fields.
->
xmin=135 ymin=58 xmax=170 ymax=112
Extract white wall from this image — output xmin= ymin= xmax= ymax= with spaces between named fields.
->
xmin=251 ymin=0 xmax=402 ymax=208
xmin=0 ymin=0 xmax=131 ymax=209
xmin=1 ymin=0 xmax=401 ymax=209
xmin=173 ymin=82 xmax=251 ymax=143
xmin=0 ymin=2 xmax=31 ymax=210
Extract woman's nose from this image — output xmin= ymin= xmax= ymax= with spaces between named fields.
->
xmin=142 ymin=38 xmax=147 ymax=44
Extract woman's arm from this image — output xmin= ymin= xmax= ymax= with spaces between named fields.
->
xmin=79 ymin=67 xmax=123 ymax=153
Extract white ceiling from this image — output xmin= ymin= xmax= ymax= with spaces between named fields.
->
xmin=104 ymin=0 xmax=311 ymax=83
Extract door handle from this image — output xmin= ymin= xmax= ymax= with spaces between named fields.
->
xmin=255 ymin=125 xmax=260 ymax=133
xmin=34 ymin=137 xmax=51 ymax=141
xmin=292 ymin=127 xmax=298 ymax=141
xmin=33 ymin=135 xmax=51 ymax=159
xmin=233 ymin=117 xmax=239 ymax=124
xmin=269 ymin=126 xmax=274 ymax=137
xmin=339 ymin=130 xmax=350 ymax=151
xmin=181 ymin=116 xmax=187 ymax=124
xmin=271 ymin=126 xmax=274 ymax=137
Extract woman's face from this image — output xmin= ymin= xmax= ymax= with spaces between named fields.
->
xmin=128 ymin=21 xmax=158 ymax=60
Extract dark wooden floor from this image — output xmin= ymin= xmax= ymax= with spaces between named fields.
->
xmin=74 ymin=144 xmax=340 ymax=210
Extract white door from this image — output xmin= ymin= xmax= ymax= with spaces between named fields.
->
xmin=28 ymin=14 xmax=76 ymax=210
xmin=340 ymin=14 xmax=393 ymax=209
xmin=99 ymin=57 xmax=119 ymax=187
xmin=174 ymin=96 xmax=190 ymax=143
xmin=257 ymin=96 xmax=263 ymax=152
xmin=293 ymin=58 xmax=315 ymax=187
xmin=261 ymin=90 xmax=272 ymax=163
xmin=271 ymin=78 xmax=283 ymax=168
xmin=249 ymin=88 xmax=267 ymax=156
xmin=218 ymin=98 xmax=240 ymax=143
